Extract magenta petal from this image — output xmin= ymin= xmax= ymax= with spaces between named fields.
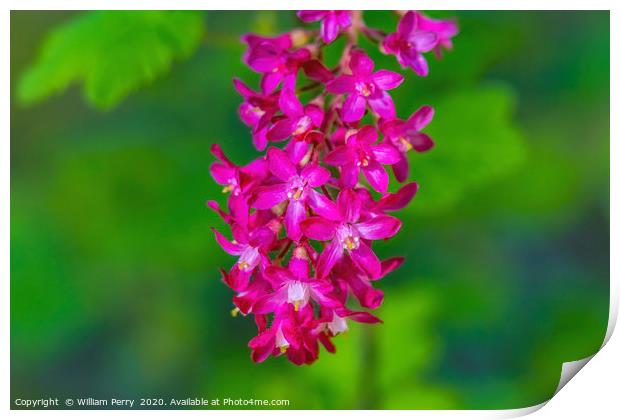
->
xmin=232 ymin=77 xmax=254 ymax=97
xmin=356 ymin=215 xmax=402 ymax=240
xmin=321 ymin=13 xmax=339 ymax=44
xmin=362 ymin=160 xmax=389 ymax=193
xmin=210 ymin=144 xmax=233 ymax=163
xmin=409 ymin=133 xmax=435 ymax=152
xmin=412 ymin=31 xmax=438 ymax=53
xmin=249 ymin=330 xmax=276 ymax=363
xmin=372 ymin=143 xmax=402 ymax=164
xmin=305 ymin=104 xmax=325 ymax=127
xmin=381 ymin=256 xmax=405 ymax=277
xmin=301 ymin=217 xmax=337 ymax=241
xmin=285 ymin=139 xmax=309 ymax=165
xmin=303 ymin=60 xmax=334 ymax=83
xmin=372 ymin=70 xmax=404 ymax=90
xmin=307 ymin=190 xmax=340 ymax=221
xmin=209 ymin=162 xmax=236 ymax=185
xmin=265 ymin=266 xmax=293 ymax=287
xmin=261 ymin=71 xmax=283 ymax=94
xmin=392 ymin=155 xmax=409 ymax=183
xmin=408 ymin=105 xmax=435 ymax=131
xmin=376 ymin=182 xmax=419 ymax=211
xmin=350 ymin=242 xmax=382 ymax=279
xmin=251 ymin=183 xmax=288 ymax=209
xmin=252 ymin=295 xmax=279 ymax=314
xmin=337 ymin=189 xmax=361 ymax=223
xmin=346 ymin=310 xmax=382 ymax=324
xmin=326 ymin=75 xmax=356 ymax=94
xmin=397 ymin=11 xmax=418 ymax=38
xmin=354 ymin=125 xmax=379 ymax=145
xmin=267 ymin=118 xmax=296 ymax=141
xmin=325 ymin=146 xmax=353 ymax=166
xmin=341 ymin=163 xmax=360 ymax=189
xmin=409 ymin=53 xmax=429 ymax=77
xmin=285 ymin=200 xmax=306 ymax=241
xmin=316 ymin=240 xmax=344 ymax=278
xmin=279 ymin=88 xmax=304 ymax=117
xmin=267 ymin=147 xmax=297 ymax=181
xmin=349 ymin=50 xmax=374 ymax=76
xmin=252 ymin=127 xmax=268 ymax=151
xmin=342 ymin=94 xmax=367 ymax=122
xmin=211 ymin=228 xmax=244 ymax=255
xmin=367 ymin=91 xmax=396 ymax=120
xmin=297 ymin=10 xmax=326 ymax=22
xmin=301 ymin=165 xmax=330 ymax=187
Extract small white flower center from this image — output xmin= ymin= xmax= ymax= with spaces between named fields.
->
xmin=328 ymin=314 xmax=348 ymax=335
xmin=336 ymin=224 xmax=361 ymax=251
xmin=287 ymin=281 xmax=309 ymax=311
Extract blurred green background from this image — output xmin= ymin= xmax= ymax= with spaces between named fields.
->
xmin=10 ymin=11 xmax=610 ymax=409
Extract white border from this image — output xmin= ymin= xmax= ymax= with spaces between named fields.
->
xmin=3 ymin=2 xmax=617 ymax=419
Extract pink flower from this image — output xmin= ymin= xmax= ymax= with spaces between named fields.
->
xmin=326 ymin=50 xmax=403 ymax=122
xmin=380 ymin=105 xmax=435 ymax=182
xmin=253 ymin=248 xmax=341 ymax=313
xmin=301 ymin=189 xmax=401 ymax=279
xmin=212 ymin=224 xmax=276 ymax=291
xmin=418 ymin=13 xmax=459 ymax=58
xmin=233 ymin=78 xmax=279 ymax=151
xmin=325 ymin=125 xmax=401 ymax=192
xmin=211 ymin=9 xmax=457 ymax=364
xmin=297 ymin=11 xmax=352 ymax=44
xmin=243 ymin=33 xmax=310 ymax=93
xmin=266 ymin=88 xmax=324 ymax=143
xmin=382 ymin=11 xmax=438 ymax=76
xmin=250 ymin=147 xmax=331 ymax=241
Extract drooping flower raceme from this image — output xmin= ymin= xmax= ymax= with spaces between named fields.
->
xmin=208 ymin=10 xmax=457 ymax=365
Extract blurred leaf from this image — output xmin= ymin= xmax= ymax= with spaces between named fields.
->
xmin=17 ymin=11 xmax=205 ymax=109
xmin=409 ymin=84 xmax=525 ymax=213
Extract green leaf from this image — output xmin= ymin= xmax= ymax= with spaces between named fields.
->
xmin=17 ymin=11 xmax=205 ymax=110
xmin=409 ymin=84 xmax=525 ymax=213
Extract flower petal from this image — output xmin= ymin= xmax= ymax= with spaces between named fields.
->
xmin=356 ymin=215 xmax=402 ymax=240
xmin=326 ymin=75 xmax=356 ymax=94
xmin=301 ymin=165 xmax=330 ymax=187
xmin=407 ymin=105 xmax=435 ymax=131
xmin=381 ymin=256 xmax=405 ymax=277
xmin=372 ymin=142 xmax=402 ymax=164
xmin=350 ymin=241 xmax=381 ymax=279
xmin=303 ymin=59 xmax=334 ymax=83
xmin=266 ymin=118 xmax=296 ymax=141
xmin=279 ymin=88 xmax=304 ymax=117
xmin=211 ymin=228 xmax=244 ymax=255
xmin=267 ymin=147 xmax=297 ymax=180
xmin=325 ymin=146 xmax=354 ymax=166
xmin=307 ymin=190 xmax=340 ymax=221
xmin=362 ymin=160 xmax=389 ymax=193
xmin=397 ymin=11 xmax=418 ymax=38
xmin=376 ymin=182 xmax=419 ymax=211
xmin=409 ymin=133 xmax=435 ymax=152
xmin=372 ymin=70 xmax=404 ymax=90
xmin=321 ymin=12 xmax=339 ymax=44
xmin=249 ymin=330 xmax=276 ymax=363
xmin=316 ymin=240 xmax=344 ymax=278
xmin=337 ymin=189 xmax=361 ymax=223
xmin=341 ymin=94 xmax=367 ymax=122
xmin=250 ymin=183 xmax=289 ymax=209
xmin=392 ymin=155 xmax=409 ymax=183
xmin=367 ymin=91 xmax=396 ymax=119
xmin=349 ymin=50 xmax=374 ymax=76
xmin=285 ymin=199 xmax=307 ymax=241
xmin=301 ymin=217 xmax=337 ymax=241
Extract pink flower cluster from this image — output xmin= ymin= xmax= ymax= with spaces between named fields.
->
xmin=208 ymin=10 xmax=457 ymax=365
